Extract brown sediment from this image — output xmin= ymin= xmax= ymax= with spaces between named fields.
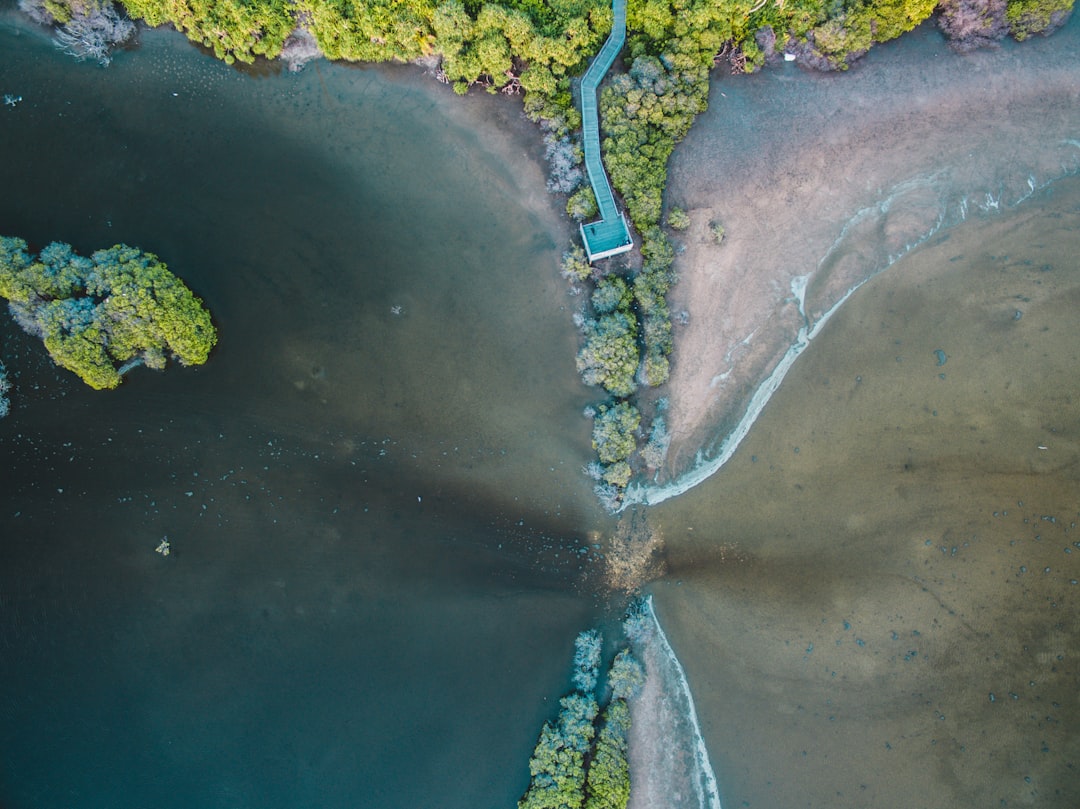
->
xmin=604 ymin=508 xmax=667 ymax=593
xmin=647 ymin=174 xmax=1080 ymax=807
xmin=625 ymin=21 xmax=1080 ymax=809
xmin=659 ymin=21 xmax=1080 ymax=486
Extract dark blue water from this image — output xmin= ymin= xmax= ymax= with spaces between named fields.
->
xmin=0 ymin=13 xmax=619 ymax=808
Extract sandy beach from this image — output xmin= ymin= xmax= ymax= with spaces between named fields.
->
xmin=625 ymin=597 xmax=721 ymax=809
xmin=651 ymin=18 xmax=1080 ymax=492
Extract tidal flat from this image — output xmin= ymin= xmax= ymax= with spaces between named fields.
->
xmin=641 ymin=19 xmax=1080 ymax=805
xmin=649 ymin=180 xmax=1080 ymax=807
xmin=652 ymin=16 xmax=1080 ymax=494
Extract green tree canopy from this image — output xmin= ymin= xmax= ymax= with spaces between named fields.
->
xmin=519 ymin=693 xmax=599 ymax=809
xmin=583 ymin=699 xmax=632 ymax=809
xmin=577 ymin=312 xmax=639 ymax=398
xmin=592 ymin=401 xmax=640 ymax=464
xmin=519 ymin=635 xmax=645 ymax=809
xmin=0 ymin=236 xmax=217 ymax=390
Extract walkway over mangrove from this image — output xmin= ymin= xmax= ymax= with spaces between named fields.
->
xmin=579 ymin=0 xmax=633 ymax=263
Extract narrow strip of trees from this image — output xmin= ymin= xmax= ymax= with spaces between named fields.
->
xmin=519 ymin=629 xmax=645 ymax=809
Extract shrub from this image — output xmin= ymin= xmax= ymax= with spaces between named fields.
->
xmin=640 ymin=412 xmax=671 ymax=469
xmin=607 ymin=649 xmax=645 ymax=701
xmin=600 ymin=57 xmax=708 ymax=229
xmin=797 ymin=0 xmax=939 ymax=68
xmin=1006 ymin=0 xmax=1075 ymax=38
xmin=573 ymin=630 xmax=603 ymax=693
xmin=642 ymin=311 xmax=672 ymax=357
xmin=639 ymin=228 xmax=674 ymax=271
xmin=593 ymin=481 xmax=623 ymax=512
xmin=591 ymin=401 xmax=640 ymax=464
xmin=121 ymin=0 xmax=293 ymax=63
xmin=567 ymin=186 xmax=598 ymax=221
xmin=519 ymin=633 xmax=646 ymax=809
xmin=583 ymin=699 xmax=631 ymax=809
xmin=632 ymin=268 xmax=669 ymax=315
xmin=937 ymin=0 xmax=1009 ymax=50
xmin=601 ymin=460 xmax=632 ymax=488
xmin=561 ymin=245 xmax=592 ymax=282
xmin=640 ymin=350 xmax=669 ymax=387
xmin=666 ymin=207 xmax=690 ymax=231
xmin=546 ymin=134 xmax=585 ymax=194
xmin=577 ymin=313 xmax=639 ymax=398
xmin=622 ymin=600 xmax=651 ymax=645
xmin=518 ymin=693 xmax=599 ymax=809
xmin=20 ymin=0 xmax=135 ymax=66
xmin=591 ymin=276 xmax=631 ymax=315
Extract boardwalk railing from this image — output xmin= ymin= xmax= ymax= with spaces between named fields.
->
xmin=578 ymin=0 xmax=633 ymax=263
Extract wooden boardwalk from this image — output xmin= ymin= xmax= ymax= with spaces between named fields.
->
xmin=579 ymin=0 xmax=633 ymax=263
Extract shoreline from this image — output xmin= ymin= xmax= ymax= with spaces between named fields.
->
xmin=622 ymin=163 xmax=1079 ymax=509
xmin=626 ymin=595 xmax=722 ymax=809
xmin=637 ymin=17 xmax=1080 ymax=500
xmin=642 ymin=180 xmax=1080 ymax=807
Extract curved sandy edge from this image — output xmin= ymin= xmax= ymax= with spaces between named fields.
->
xmin=626 ymin=595 xmax=722 ymax=809
xmin=624 ymin=20 xmax=1080 ymax=507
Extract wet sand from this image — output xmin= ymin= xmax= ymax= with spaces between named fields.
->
xmin=652 ymin=18 xmax=1080 ymax=491
xmin=626 ymin=597 xmax=721 ymax=809
xmin=648 ymin=180 xmax=1080 ymax=807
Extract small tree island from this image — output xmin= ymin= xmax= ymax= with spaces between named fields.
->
xmin=0 ymin=236 xmax=217 ymax=390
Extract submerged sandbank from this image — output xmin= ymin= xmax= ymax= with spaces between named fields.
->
xmin=627 ymin=596 xmax=722 ymax=809
xmin=628 ymin=17 xmax=1080 ymax=504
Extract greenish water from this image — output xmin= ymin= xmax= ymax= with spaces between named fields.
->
xmin=0 ymin=15 xmax=617 ymax=808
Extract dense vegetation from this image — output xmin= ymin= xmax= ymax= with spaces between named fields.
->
xmin=18 ymin=0 xmax=135 ymax=65
xmin=0 ymin=237 xmax=216 ymax=390
xmin=588 ymin=401 xmax=640 ymax=489
xmin=519 ymin=630 xmax=645 ymax=809
xmin=23 ymin=0 xmax=1072 ymax=85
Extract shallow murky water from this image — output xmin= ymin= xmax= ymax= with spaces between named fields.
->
xmin=0 ymin=14 xmax=617 ymax=808
xmin=650 ymin=176 xmax=1080 ymax=808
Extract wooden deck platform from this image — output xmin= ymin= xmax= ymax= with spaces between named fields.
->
xmin=578 ymin=0 xmax=633 ymax=263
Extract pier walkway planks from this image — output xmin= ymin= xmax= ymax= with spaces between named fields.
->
xmin=578 ymin=0 xmax=633 ymax=263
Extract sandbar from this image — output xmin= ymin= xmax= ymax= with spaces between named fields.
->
xmin=638 ymin=18 xmax=1080 ymax=500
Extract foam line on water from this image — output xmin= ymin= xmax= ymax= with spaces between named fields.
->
xmin=645 ymin=595 xmax=723 ymax=809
